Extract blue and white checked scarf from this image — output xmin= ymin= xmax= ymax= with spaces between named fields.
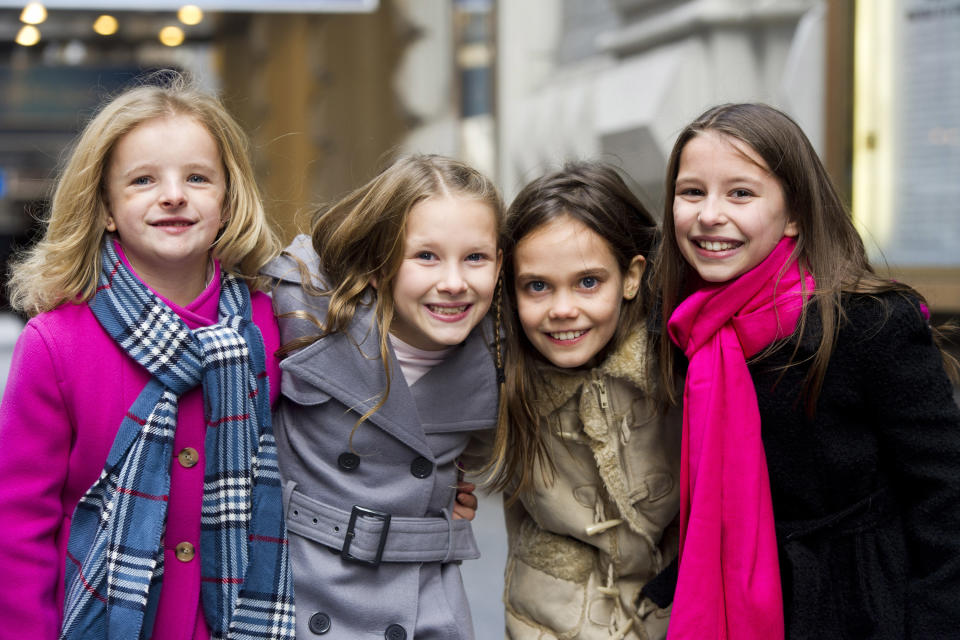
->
xmin=60 ymin=240 xmax=294 ymax=640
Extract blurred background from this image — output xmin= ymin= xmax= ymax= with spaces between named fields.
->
xmin=1 ymin=0 xmax=958 ymax=635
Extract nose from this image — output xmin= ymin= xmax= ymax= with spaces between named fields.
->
xmin=697 ymin=195 xmax=725 ymax=226
xmin=159 ymin=179 xmax=187 ymax=209
xmin=548 ymin=290 xmax=579 ymax=320
xmin=436 ymin=262 xmax=468 ymax=295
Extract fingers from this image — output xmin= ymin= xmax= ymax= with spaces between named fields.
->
xmin=452 ymin=480 xmax=478 ymax=521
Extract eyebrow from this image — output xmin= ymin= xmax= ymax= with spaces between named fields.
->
xmin=515 ymin=266 xmax=610 ymax=281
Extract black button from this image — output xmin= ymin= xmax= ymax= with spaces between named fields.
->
xmin=409 ymin=456 xmax=433 ymax=479
xmin=338 ymin=452 xmax=360 ymax=472
xmin=309 ymin=611 xmax=331 ymax=634
xmin=384 ymin=624 xmax=407 ymax=640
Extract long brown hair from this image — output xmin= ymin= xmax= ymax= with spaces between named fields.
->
xmin=282 ymin=153 xmax=504 ymax=427
xmin=486 ymin=161 xmax=659 ymax=498
xmin=656 ymin=103 xmax=957 ymax=411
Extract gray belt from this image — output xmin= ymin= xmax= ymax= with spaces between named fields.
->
xmin=284 ymin=483 xmax=481 ymax=566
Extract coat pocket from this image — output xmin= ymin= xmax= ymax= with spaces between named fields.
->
xmin=504 ymin=518 xmax=592 ymax=636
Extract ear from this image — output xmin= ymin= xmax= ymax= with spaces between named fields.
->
xmin=105 ymin=215 xmax=117 ymax=233
xmin=784 ymin=218 xmax=799 ymax=238
xmin=622 ymin=255 xmax=646 ymax=300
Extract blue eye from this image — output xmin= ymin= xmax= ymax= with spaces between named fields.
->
xmin=466 ymin=253 xmax=485 ymax=262
xmin=526 ymin=281 xmax=546 ymax=293
xmin=132 ymin=176 xmax=150 ymax=185
xmin=580 ymin=276 xmax=598 ymax=289
xmin=416 ymin=251 xmax=436 ymax=261
xmin=187 ymin=174 xmax=208 ymax=184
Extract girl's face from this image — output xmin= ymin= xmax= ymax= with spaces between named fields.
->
xmin=514 ymin=214 xmax=643 ymax=369
xmin=104 ymin=115 xmax=225 ymax=288
xmin=388 ymin=195 xmax=502 ymax=350
xmin=673 ymin=130 xmax=798 ymax=283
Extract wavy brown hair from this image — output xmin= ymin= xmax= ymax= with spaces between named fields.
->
xmin=655 ymin=103 xmax=958 ymax=412
xmin=7 ymin=70 xmax=279 ymax=316
xmin=281 ymin=153 xmax=505 ymax=428
xmin=485 ymin=161 xmax=659 ymax=498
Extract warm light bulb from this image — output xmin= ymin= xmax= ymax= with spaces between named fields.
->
xmin=93 ymin=15 xmax=119 ymax=36
xmin=20 ymin=2 xmax=47 ymax=25
xmin=178 ymin=5 xmax=203 ymax=26
xmin=15 ymin=24 xmax=41 ymax=46
xmin=159 ymin=25 xmax=185 ymax=47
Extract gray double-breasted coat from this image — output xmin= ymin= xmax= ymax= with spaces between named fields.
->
xmin=264 ymin=236 xmax=498 ymax=639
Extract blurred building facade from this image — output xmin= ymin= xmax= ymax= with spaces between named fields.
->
xmin=1 ymin=0 xmax=957 ymax=311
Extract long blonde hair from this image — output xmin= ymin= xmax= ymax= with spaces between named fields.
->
xmin=7 ymin=71 xmax=279 ymax=316
xmin=282 ymin=153 xmax=505 ymax=426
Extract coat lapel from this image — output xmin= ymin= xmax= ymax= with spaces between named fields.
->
xmin=412 ymin=318 xmax=498 ymax=434
xmin=279 ymin=304 xmax=432 ymax=457
xmin=269 ymin=234 xmax=497 ymax=457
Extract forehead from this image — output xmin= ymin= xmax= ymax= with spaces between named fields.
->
xmin=682 ymin=130 xmax=772 ymax=174
xmin=515 ymin=214 xmax=617 ymax=266
xmin=404 ymin=195 xmax=498 ymax=242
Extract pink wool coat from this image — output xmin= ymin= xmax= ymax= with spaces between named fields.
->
xmin=0 ymin=260 xmax=281 ymax=640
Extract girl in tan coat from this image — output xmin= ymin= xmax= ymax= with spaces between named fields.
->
xmin=487 ymin=163 xmax=680 ymax=639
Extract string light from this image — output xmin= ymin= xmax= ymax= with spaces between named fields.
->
xmin=159 ymin=25 xmax=185 ymax=47
xmin=20 ymin=2 xmax=47 ymax=25
xmin=93 ymin=15 xmax=119 ymax=36
xmin=178 ymin=5 xmax=204 ymax=26
xmin=15 ymin=24 xmax=41 ymax=46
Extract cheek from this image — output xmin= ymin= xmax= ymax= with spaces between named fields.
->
xmin=515 ymin=297 xmax=540 ymax=335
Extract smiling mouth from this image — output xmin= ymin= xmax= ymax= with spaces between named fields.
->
xmin=427 ymin=304 xmax=470 ymax=316
xmin=548 ymin=329 xmax=587 ymax=341
xmin=696 ymin=239 xmax=742 ymax=251
xmin=151 ymin=220 xmax=194 ymax=227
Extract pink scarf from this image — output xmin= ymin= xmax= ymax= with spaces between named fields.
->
xmin=667 ymin=237 xmax=812 ymax=639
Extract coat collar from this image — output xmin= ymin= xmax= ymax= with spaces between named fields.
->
xmin=536 ymin=326 xmax=651 ymax=415
xmin=271 ymin=235 xmax=498 ymax=457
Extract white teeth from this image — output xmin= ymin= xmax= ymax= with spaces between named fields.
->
xmin=429 ymin=305 xmax=467 ymax=315
xmin=697 ymin=240 xmax=739 ymax=251
xmin=549 ymin=330 xmax=586 ymax=341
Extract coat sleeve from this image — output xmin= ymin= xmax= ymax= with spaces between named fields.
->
xmin=0 ymin=321 xmax=73 ymax=640
xmin=863 ymin=296 xmax=960 ymax=638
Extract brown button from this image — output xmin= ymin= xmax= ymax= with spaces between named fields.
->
xmin=175 ymin=541 xmax=195 ymax=562
xmin=177 ymin=447 xmax=199 ymax=468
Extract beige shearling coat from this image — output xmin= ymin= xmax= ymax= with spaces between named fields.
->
xmin=504 ymin=329 xmax=680 ymax=640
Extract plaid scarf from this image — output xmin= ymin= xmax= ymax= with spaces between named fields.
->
xmin=60 ymin=240 xmax=294 ymax=640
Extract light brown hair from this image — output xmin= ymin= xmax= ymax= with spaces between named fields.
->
xmin=656 ymin=103 xmax=957 ymax=411
xmin=282 ymin=153 xmax=505 ymax=427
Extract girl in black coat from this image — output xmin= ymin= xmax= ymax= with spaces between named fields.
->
xmin=655 ymin=103 xmax=960 ymax=640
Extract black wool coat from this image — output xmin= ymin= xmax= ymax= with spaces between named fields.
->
xmin=750 ymin=292 xmax=960 ymax=640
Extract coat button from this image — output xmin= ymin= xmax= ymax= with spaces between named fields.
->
xmin=338 ymin=452 xmax=360 ymax=472
xmin=384 ymin=624 xmax=406 ymax=640
xmin=308 ymin=612 xmax=331 ymax=634
xmin=175 ymin=541 xmax=195 ymax=562
xmin=410 ymin=456 xmax=433 ymax=479
xmin=177 ymin=447 xmax=199 ymax=468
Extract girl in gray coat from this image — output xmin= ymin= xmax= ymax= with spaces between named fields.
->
xmin=263 ymin=154 xmax=504 ymax=639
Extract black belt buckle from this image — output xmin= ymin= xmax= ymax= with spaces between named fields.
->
xmin=341 ymin=505 xmax=391 ymax=566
